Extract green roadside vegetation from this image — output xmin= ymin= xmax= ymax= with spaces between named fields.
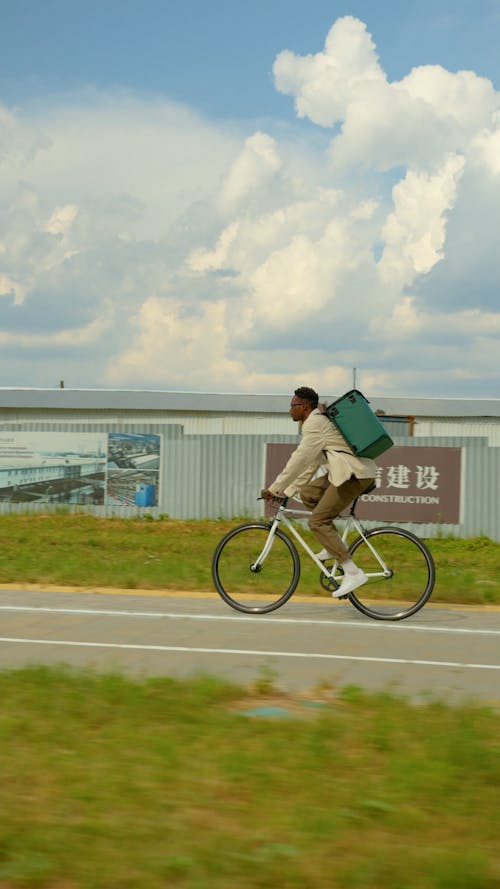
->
xmin=0 ymin=517 xmax=499 ymax=887
xmin=0 ymin=666 xmax=499 ymax=889
xmin=0 ymin=513 xmax=499 ymax=605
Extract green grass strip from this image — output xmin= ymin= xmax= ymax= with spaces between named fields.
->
xmin=0 ymin=514 xmax=499 ymax=605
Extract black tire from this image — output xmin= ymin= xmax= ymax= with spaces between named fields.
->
xmin=347 ymin=527 xmax=435 ymax=621
xmin=212 ymin=523 xmax=300 ymax=614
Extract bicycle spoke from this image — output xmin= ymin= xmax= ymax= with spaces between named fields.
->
xmin=212 ymin=523 xmax=300 ymax=614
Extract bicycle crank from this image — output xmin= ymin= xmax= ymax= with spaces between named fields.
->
xmin=319 ymin=571 xmax=341 ymax=593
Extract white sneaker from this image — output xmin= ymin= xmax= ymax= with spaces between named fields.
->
xmin=331 ymin=571 xmax=368 ymax=599
xmin=316 ymin=548 xmax=334 ymax=561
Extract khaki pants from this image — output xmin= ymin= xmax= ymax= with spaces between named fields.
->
xmin=299 ymin=475 xmax=375 ymax=562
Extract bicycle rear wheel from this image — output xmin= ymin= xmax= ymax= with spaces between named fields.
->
xmin=212 ymin=523 xmax=300 ymax=614
xmin=348 ymin=527 xmax=435 ymax=621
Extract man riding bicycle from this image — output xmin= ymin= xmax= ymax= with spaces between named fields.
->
xmin=261 ymin=386 xmax=376 ymax=598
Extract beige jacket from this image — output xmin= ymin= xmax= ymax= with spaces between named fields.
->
xmin=269 ymin=409 xmax=376 ymax=498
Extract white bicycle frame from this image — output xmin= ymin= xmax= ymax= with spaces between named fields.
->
xmin=253 ymin=505 xmax=392 ymax=582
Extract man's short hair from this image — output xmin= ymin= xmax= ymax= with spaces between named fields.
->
xmin=294 ymin=386 xmax=319 ymax=408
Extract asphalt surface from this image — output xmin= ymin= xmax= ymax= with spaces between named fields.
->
xmin=0 ymin=587 xmax=499 ymax=705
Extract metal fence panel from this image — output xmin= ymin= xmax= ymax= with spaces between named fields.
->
xmin=0 ymin=422 xmax=497 ymax=540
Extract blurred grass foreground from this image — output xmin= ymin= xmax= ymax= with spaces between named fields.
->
xmin=0 ymin=667 xmax=499 ymax=888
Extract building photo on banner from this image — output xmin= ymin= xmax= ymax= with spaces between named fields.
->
xmin=0 ymin=432 xmax=162 ymax=508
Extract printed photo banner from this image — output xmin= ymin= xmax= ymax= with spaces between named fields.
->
xmin=0 ymin=431 xmax=162 ymax=508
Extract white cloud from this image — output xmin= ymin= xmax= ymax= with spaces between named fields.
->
xmin=107 ymin=295 xmax=357 ymax=396
xmin=243 ymin=216 xmax=359 ymax=326
xmin=470 ymin=123 xmax=500 ymax=176
xmin=0 ymin=102 xmax=51 ymax=167
xmin=375 ymin=303 xmax=500 ymax=341
xmin=188 ymin=221 xmax=240 ymax=273
xmin=274 ymin=17 xmax=500 ymax=172
xmin=0 ymin=18 xmax=500 ymax=397
xmin=43 ymin=204 xmax=78 ymax=236
xmin=108 ymin=297 xmax=249 ymax=390
xmin=378 ymin=154 xmax=465 ymax=288
xmin=399 ymin=65 xmax=497 ymax=129
xmin=0 ymin=310 xmax=111 ymax=347
xmin=273 ymin=16 xmax=385 ymax=128
xmin=218 ymin=132 xmax=282 ymax=213
xmin=0 ymin=92 xmax=239 ymax=240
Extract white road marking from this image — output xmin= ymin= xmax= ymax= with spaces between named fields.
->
xmin=0 ymin=636 xmax=499 ymax=670
xmin=0 ymin=604 xmax=499 ymax=636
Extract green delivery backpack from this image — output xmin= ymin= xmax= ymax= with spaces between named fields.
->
xmin=324 ymin=389 xmax=393 ymax=460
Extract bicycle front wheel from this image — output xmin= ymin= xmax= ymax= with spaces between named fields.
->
xmin=348 ymin=527 xmax=435 ymax=621
xmin=212 ymin=523 xmax=300 ymax=614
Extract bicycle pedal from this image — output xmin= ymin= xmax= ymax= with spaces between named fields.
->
xmin=319 ymin=573 xmax=340 ymax=593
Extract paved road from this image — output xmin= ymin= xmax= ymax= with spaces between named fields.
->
xmin=1 ymin=588 xmax=499 ymax=705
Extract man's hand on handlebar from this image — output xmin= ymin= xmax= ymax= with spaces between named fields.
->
xmin=260 ymin=488 xmax=287 ymax=504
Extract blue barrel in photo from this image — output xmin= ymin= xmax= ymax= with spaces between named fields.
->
xmin=135 ymin=483 xmax=156 ymax=506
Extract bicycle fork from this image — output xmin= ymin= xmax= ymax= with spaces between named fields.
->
xmin=249 ymin=519 xmax=281 ymax=572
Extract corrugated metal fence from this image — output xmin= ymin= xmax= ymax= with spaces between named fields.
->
xmin=0 ymin=420 xmax=498 ymax=541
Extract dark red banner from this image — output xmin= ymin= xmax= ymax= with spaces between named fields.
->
xmin=265 ymin=444 xmax=462 ymax=524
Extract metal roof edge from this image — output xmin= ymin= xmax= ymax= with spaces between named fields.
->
xmin=0 ymin=388 xmax=499 ymax=417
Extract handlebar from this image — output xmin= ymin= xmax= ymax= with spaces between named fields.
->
xmin=257 ymin=494 xmax=288 ymax=506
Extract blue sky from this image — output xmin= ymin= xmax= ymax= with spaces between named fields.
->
xmin=3 ymin=1 xmax=500 ymax=117
xmin=1 ymin=0 xmax=500 ymax=397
